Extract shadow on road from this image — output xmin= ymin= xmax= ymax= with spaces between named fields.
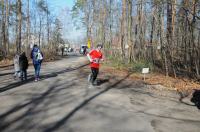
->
xmin=44 ymin=72 xmax=132 ymax=132
xmin=0 ymin=64 xmax=88 ymax=93
xmin=0 ymin=81 xmax=76 ymax=131
xmin=136 ymin=109 xmax=200 ymax=123
xmin=0 ymin=72 xmax=14 ymax=77
xmin=0 ymin=57 xmax=85 ymax=129
xmin=97 ymin=79 xmax=109 ymax=86
xmin=0 ymin=74 xmax=56 ymax=93
xmin=0 ymin=64 xmax=14 ymax=69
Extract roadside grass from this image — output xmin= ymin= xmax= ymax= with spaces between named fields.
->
xmin=103 ymin=57 xmax=200 ymax=92
xmin=104 ymin=55 xmax=153 ymax=73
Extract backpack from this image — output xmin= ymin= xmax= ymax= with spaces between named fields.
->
xmin=34 ymin=51 xmax=43 ymax=61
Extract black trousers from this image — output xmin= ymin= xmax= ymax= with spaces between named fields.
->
xmin=21 ymin=69 xmax=27 ymax=81
xmin=91 ymin=67 xmax=99 ymax=83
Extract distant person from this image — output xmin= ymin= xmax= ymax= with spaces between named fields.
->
xmin=83 ymin=47 xmax=87 ymax=55
xmin=31 ymin=44 xmax=43 ymax=82
xmin=19 ymin=52 xmax=29 ymax=81
xmin=13 ymin=54 xmax=20 ymax=79
xmin=87 ymin=44 xmax=104 ymax=86
xmin=61 ymin=46 xmax=64 ymax=56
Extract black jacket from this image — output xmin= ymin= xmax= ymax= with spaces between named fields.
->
xmin=19 ymin=54 xmax=29 ymax=71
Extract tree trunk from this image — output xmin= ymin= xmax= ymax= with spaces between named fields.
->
xmin=5 ymin=0 xmax=9 ymax=55
xmin=84 ymin=1 xmax=91 ymax=48
xmin=166 ymin=0 xmax=177 ymax=77
xmin=160 ymin=2 xmax=169 ymax=76
xmin=127 ymin=0 xmax=134 ymax=63
xmin=191 ymin=0 xmax=199 ymax=78
xmin=196 ymin=30 xmax=200 ymax=78
xmin=46 ymin=0 xmax=50 ymax=45
xmin=109 ymin=0 xmax=113 ymax=49
xmin=150 ymin=5 xmax=155 ymax=63
xmin=120 ymin=0 xmax=126 ymax=60
xmin=172 ymin=0 xmax=176 ymax=36
xmin=26 ymin=0 xmax=30 ymax=53
xmin=39 ymin=17 xmax=42 ymax=48
xmin=1 ymin=0 xmax=6 ymax=57
xmin=0 ymin=0 xmax=2 ymax=49
xmin=16 ymin=0 xmax=22 ymax=54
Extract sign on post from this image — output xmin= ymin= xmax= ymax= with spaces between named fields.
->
xmin=142 ymin=68 xmax=149 ymax=81
xmin=87 ymin=39 xmax=91 ymax=49
xmin=157 ymin=45 xmax=161 ymax=50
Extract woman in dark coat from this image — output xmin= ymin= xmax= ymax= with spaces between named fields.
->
xmin=19 ymin=52 xmax=29 ymax=81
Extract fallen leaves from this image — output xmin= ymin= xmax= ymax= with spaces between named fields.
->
xmin=102 ymin=65 xmax=200 ymax=92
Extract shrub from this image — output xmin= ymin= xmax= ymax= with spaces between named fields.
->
xmin=131 ymin=60 xmax=153 ymax=72
xmin=105 ymin=56 xmax=153 ymax=73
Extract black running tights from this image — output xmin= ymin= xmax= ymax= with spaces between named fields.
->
xmin=91 ymin=67 xmax=99 ymax=83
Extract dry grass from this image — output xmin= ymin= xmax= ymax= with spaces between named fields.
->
xmin=0 ymin=59 xmax=13 ymax=66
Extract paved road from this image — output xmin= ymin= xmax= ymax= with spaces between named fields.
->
xmin=0 ymin=54 xmax=200 ymax=132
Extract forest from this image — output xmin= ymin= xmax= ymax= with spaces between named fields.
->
xmin=0 ymin=0 xmax=200 ymax=80
xmin=72 ymin=0 xmax=200 ymax=80
xmin=0 ymin=0 xmax=64 ymax=61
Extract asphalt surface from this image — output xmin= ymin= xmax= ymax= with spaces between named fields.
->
xmin=0 ymin=54 xmax=200 ymax=132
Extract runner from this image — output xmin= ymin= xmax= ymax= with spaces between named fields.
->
xmin=87 ymin=44 xmax=103 ymax=86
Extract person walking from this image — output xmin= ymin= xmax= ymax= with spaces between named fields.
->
xmin=83 ymin=46 xmax=87 ymax=55
xmin=19 ymin=52 xmax=29 ymax=81
xmin=13 ymin=54 xmax=20 ymax=79
xmin=61 ymin=46 xmax=64 ymax=56
xmin=31 ymin=44 xmax=43 ymax=82
xmin=87 ymin=44 xmax=103 ymax=86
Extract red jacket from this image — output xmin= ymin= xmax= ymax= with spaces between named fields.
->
xmin=89 ymin=49 xmax=103 ymax=69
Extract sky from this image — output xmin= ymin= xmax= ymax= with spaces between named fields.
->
xmin=48 ymin=0 xmax=85 ymax=43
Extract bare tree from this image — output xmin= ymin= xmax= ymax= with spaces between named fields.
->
xmin=127 ymin=0 xmax=134 ymax=62
xmin=120 ymin=0 xmax=126 ymax=60
xmin=16 ymin=0 xmax=22 ymax=54
xmin=26 ymin=0 xmax=30 ymax=52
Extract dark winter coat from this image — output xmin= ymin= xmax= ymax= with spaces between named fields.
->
xmin=19 ymin=53 xmax=29 ymax=71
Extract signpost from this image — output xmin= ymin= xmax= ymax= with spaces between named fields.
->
xmin=142 ymin=68 xmax=149 ymax=81
xmin=87 ymin=39 xmax=91 ymax=49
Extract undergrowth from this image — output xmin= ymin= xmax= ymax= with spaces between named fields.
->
xmin=104 ymin=55 xmax=153 ymax=73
